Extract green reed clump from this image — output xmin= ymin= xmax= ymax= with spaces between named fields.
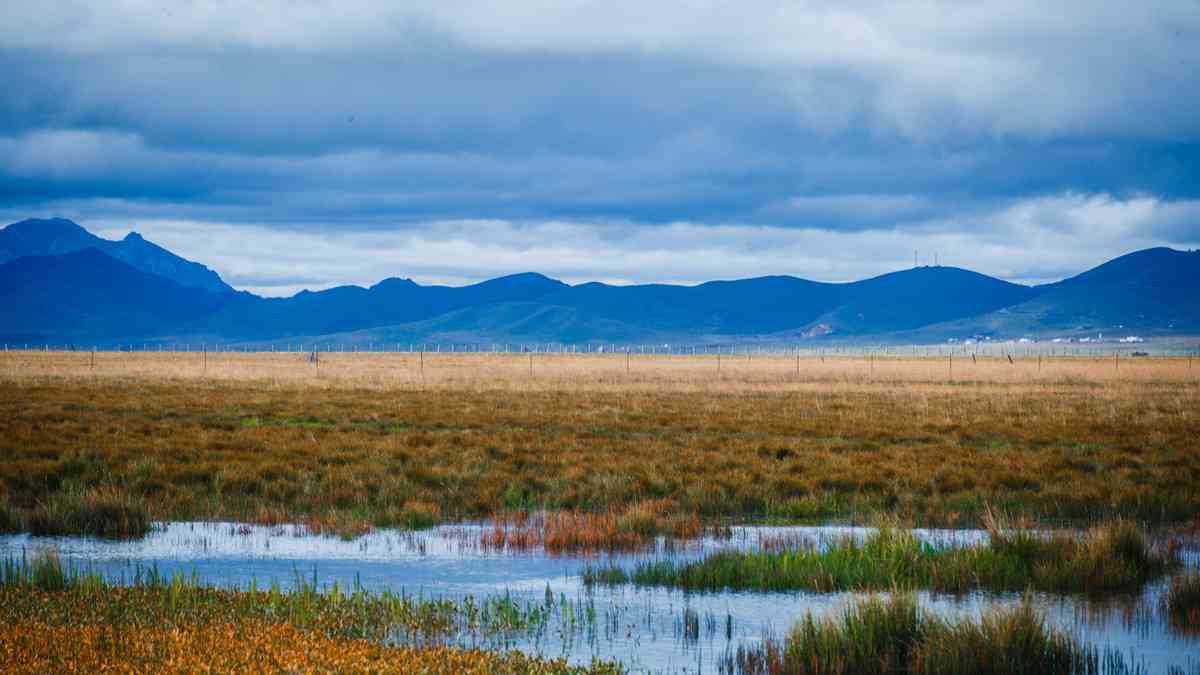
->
xmin=612 ymin=525 xmax=939 ymax=592
xmin=783 ymin=593 xmax=923 ymax=673
xmin=0 ymin=500 xmax=22 ymax=533
xmin=911 ymin=602 xmax=1086 ymax=674
xmin=0 ymin=552 xmax=609 ymax=649
xmin=1164 ymin=571 xmax=1200 ymax=634
xmin=724 ymin=595 xmax=1114 ymax=675
xmin=26 ymin=489 xmax=152 ymax=539
xmin=1 ymin=549 xmax=70 ymax=592
xmin=591 ymin=518 xmax=1175 ymax=595
xmin=981 ymin=515 xmax=1175 ymax=593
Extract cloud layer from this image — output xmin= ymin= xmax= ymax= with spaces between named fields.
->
xmin=2 ymin=2 xmax=1197 ymax=293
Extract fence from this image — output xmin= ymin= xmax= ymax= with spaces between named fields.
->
xmin=2 ymin=340 xmax=1198 ymax=358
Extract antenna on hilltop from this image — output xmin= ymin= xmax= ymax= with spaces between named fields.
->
xmin=914 ymin=250 xmax=918 ymax=268
xmin=935 ymin=252 xmax=939 ymax=267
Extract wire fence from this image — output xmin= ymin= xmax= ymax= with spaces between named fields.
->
xmin=2 ymin=340 xmax=1198 ymax=357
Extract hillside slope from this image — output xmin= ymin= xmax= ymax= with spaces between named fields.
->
xmin=0 ymin=249 xmax=239 ymax=343
xmin=0 ymin=218 xmax=233 ymax=293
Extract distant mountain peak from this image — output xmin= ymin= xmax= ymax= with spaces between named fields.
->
xmin=4 ymin=217 xmax=96 ymax=240
xmin=1 ymin=218 xmax=232 ymax=294
xmin=10 ymin=216 xmax=87 ymax=230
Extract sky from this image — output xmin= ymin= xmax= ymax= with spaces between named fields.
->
xmin=2 ymin=1 xmax=1199 ymax=296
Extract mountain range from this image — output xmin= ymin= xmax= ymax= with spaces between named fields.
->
xmin=1 ymin=218 xmax=1197 ymax=346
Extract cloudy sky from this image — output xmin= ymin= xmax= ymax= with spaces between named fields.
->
xmin=2 ymin=1 xmax=1198 ymax=296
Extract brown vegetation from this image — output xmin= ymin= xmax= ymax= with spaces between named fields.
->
xmin=0 ymin=350 xmax=1197 ymax=538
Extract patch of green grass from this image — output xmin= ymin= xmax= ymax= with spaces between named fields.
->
xmin=587 ymin=517 xmax=1176 ymax=595
xmin=723 ymin=594 xmax=1131 ymax=675
xmin=284 ymin=416 xmax=336 ymax=430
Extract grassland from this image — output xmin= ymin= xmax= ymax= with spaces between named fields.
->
xmin=0 ymin=350 xmax=1197 ymax=539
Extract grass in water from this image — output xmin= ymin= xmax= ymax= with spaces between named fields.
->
xmin=1164 ymin=570 xmax=1200 ymax=635
xmin=587 ymin=515 xmax=1177 ymax=594
xmin=482 ymin=499 xmax=702 ymax=553
xmin=0 ymin=499 xmax=22 ymax=534
xmin=723 ymin=594 xmax=1147 ymax=675
xmin=0 ymin=551 xmax=623 ymax=674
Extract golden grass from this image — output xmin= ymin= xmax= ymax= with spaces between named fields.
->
xmin=0 ymin=552 xmax=623 ymax=673
xmin=0 ymin=620 xmax=599 ymax=674
xmin=1 ymin=349 xmax=1195 ymax=390
xmin=0 ymin=351 xmax=1197 ymax=535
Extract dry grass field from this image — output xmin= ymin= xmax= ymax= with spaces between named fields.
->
xmin=1 ymin=350 xmax=1197 ymax=538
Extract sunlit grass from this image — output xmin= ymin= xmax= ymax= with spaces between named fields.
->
xmin=0 ymin=620 xmax=615 ymax=674
xmin=0 ymin=551 xmax=623 ymax=673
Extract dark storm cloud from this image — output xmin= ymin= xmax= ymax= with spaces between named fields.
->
xmin=1 ymin=1 xmax=1198 ymax=293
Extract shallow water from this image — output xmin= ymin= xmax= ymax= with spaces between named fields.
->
xmin=1 ymin=523 xmax=1196 ymax=674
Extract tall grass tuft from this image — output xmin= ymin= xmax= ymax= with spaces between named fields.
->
xmin=1163 ymin=571 xmax=1200 ymax=635
xmin=1 ymin=549 xmax=71 ymax=591
xmin=782 ymin=594 xmax=923 ymax=674
xmin=27 ymin=489 xmax=152 ymax=539
xmin=374 ymin=501 xmax=441 ymax=530
xmin=982 ymin=512 xmax=1175 ymax=593
xmin=724 ymin=594 xmax=1118 ymax=675
xmin=0 ymin=500 xmax=22 ymax=534
xmin=912 ymin=602 xmax=1086 ymax=674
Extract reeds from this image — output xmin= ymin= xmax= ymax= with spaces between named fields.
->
xmin=482 ymin=500 xmax=702 ymax=553
xmin=723 ymin=594 xmax=1119 ymax=675
xmin=0 ymin=499 xmax=22 ymax=533
xmin=26 ymin=488 xmax=151 ymax=539
xmin=588 ymin=518 xmax=1177 ymax=594
xmin=0 ymin=551 xmax=624 ymax=673
xmin=1164 ymin=570 xmax=1200 ymax=634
